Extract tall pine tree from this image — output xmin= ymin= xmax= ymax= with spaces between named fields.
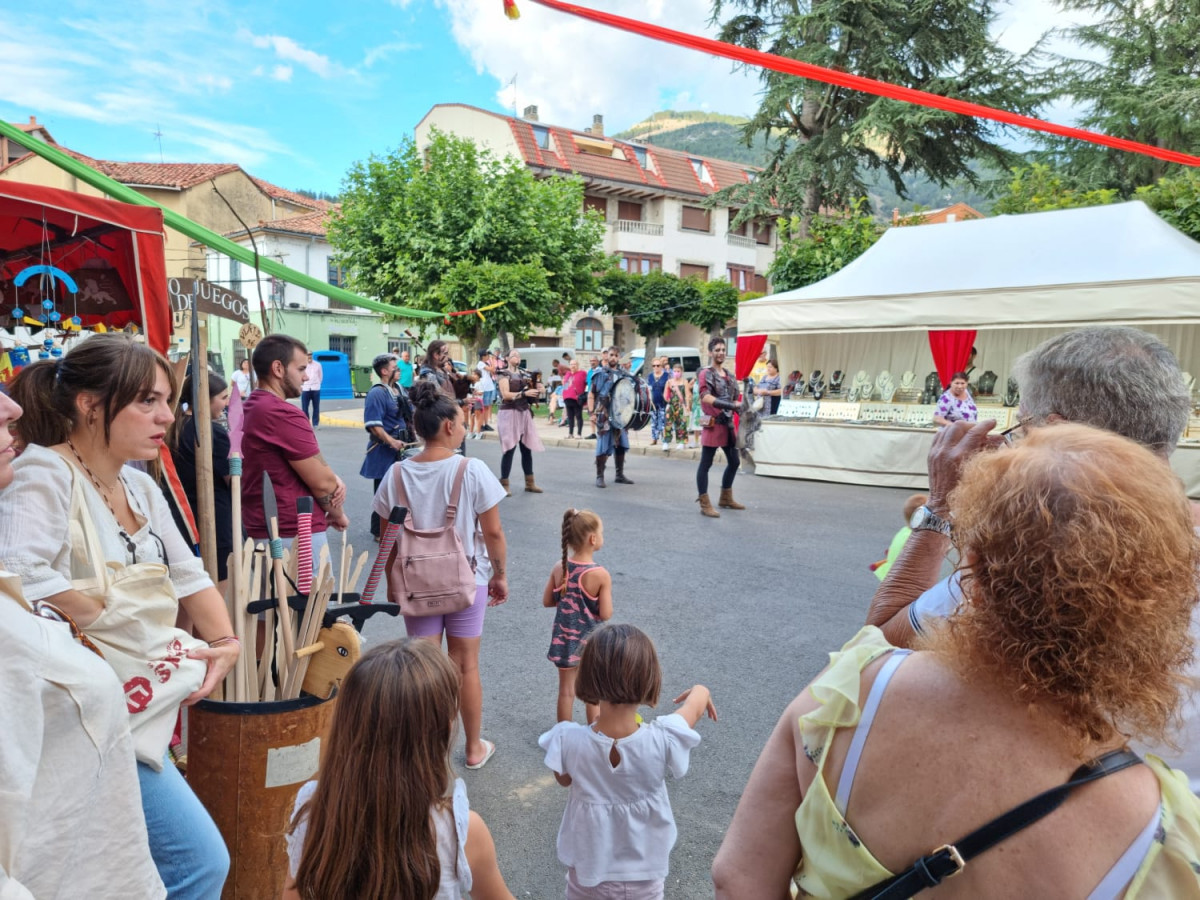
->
xmin=1045 ymin=0 xmax=1200 ymax=195
xmin=708 ymin=0 xmax=1041 ymax=234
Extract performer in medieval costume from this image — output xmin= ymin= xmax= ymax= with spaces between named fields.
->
xmin=587 ymin=346 xmax=634 ymax=489
xmin=497 ymin=348 xmax=545 ymax=496
xmin=696 ymin=336 xmax=744 ymax=518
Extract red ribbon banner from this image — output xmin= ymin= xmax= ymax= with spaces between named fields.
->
xmin=521 ymin=0 xmax=1200 ymax=169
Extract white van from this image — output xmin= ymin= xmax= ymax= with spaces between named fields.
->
xmin=509 ymin=347 xmax=576 ymax=382
xmin=629 ymin=346 xmax=704 ymax=377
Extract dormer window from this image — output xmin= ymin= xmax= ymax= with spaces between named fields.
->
xmin=690 ymin=157 xmax=713 ymax=185
xmin=632 ymin=146 xmax=647 ymax=168
xmin=531 ymin=125 xmax=551 ymax=150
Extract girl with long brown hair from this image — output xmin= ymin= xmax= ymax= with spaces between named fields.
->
xmin=541 ymin=508 xmax=613 ymax=724
xmin=284 ymin=638 xmax=514 ymax=900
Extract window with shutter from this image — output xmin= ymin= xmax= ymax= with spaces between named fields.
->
xmin=680 ymin=263 xmax=709 ymax=281
xmin=617 ymin=201 xmax=643 ymax=222
xmin=681 ymin=206 xmax=711 ymax=232
xmin=584 ymin=196 xmax=607 ymax=218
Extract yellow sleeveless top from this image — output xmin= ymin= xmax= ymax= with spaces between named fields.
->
xmin=791 ymin=627 xmax=1200 ymax=898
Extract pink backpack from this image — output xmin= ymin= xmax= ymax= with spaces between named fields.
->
xmin=385 ymin=457 xmax=478 ymax=617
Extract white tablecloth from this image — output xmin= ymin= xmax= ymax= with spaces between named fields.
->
xmin=753 ymin=420 xmax=1200 ymax=499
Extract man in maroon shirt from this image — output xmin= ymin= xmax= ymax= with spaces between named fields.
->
xmin=242 ymin=335 xmax=348 ymax=568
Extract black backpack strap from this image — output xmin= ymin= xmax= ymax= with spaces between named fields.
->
xmin=850 ymin=749 xmax=1142 ymax=900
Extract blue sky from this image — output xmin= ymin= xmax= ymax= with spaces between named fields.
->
xmin=1 ymin=0 xmax=1072 ymax=197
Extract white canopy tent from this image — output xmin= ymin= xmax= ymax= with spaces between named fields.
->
xmin=739 ymin=201 xmax=1200 ymax=385
xmin=737 ymin=202 xmax=1200 ymax=492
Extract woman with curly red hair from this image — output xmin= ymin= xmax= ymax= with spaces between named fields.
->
xmin=714 ymin=423 xmax=1200 ymax=899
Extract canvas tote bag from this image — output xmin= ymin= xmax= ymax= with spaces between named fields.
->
xmin=67 ymin=471 xmax=207 ymax=770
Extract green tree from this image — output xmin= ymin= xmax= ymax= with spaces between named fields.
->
xmin=1045 ymin=0 xmax=1200 ymax=195
xmin=328 ymin=129 xmax=606 ymax=350
xmin=596 ymin=268 xmax=701 ymax=361
xmin=691 ymin=279 xmax=743 ymax=337
xmin=992 ymin=163 xmax=1119 ymax=214
xmin=768 ymin=199 xmax=884 ymax=291
xmin=1136 ymin=170 xmax=1200 ymax=243
xmin=708 ymin=0 xmax=1041 ymax=234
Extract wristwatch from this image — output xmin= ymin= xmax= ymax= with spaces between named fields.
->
xmin=909 ymin=505 xmax=953 ymax=536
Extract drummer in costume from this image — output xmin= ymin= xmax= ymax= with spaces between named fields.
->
xmin=587 ymin=346 xmax=634 ymax=489
xmin=497 ymin=348 xmax=546 ymax=496
xmin=696 ymin=336 xmax=745 ymax=517
xmin=360 ymin=353 xmax=411 ymax=540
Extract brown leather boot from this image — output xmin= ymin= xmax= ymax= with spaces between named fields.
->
xmin=500 ymin=478 xmax=512 ymax=497
xmin=719 ymin=488 xmax=745 ymax=509
xmin=595 ymin=455 xmax=608 ymax=488
xmin=525 ymin=475 xmax=543 ymax=493
xmin=697 ymin=493 xmax=720 ymax=518
xmin=613 ymin=451 xmax=634 ymax=484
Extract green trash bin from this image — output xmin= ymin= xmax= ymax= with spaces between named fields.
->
xmin=351 ymin=365 xmax=373 ymax=397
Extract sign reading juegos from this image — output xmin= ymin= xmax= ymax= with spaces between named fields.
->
xmin=168 ymin=277 xmax=250 ymax=324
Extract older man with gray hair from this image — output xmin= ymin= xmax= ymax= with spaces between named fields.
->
xmin=867 ymin=325 xmax=1199 ymax=789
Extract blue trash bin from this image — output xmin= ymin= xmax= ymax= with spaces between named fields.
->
xmin=313 ymin=351 xmax=353 ymax=400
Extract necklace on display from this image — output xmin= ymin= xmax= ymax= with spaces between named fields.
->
xmin=66 ymin=438 xmax=138 ymax=558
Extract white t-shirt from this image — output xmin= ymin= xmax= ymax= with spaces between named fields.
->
xmin=372 ymin=456 xmax=506 ymax=585
xmin=287 ymin=778 xmax=472 ymax=899
xmin=232 ymin=369 xmax=253 ymax=398
xmin=538 ymin=713 xmax=701 ymax=886
xmin=910 ymin=569 xmax=1200 ymax=793
xmin=475 ymin=361 xmax=496 ymax=393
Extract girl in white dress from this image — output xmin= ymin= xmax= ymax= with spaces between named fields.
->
xmin=538 ymin=624 xmax=717 ymax=899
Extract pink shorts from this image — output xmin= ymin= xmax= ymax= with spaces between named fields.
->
xmin=403 ymin=584 xmax=488 ymax=639
xmin=566 ymin=868 xmax=664 ymax=899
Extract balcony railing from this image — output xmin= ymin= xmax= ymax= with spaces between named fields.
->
xmin=726 ymin=232 xmax=758 ymax=249
xmin=614 ymin=220 xmax=664 ymax=236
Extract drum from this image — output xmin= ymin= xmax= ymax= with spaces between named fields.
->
xmin=610 ymin=374 xmax=652 ymax=431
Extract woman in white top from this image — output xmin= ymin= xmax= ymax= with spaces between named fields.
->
xmin=0 ymin=334 xmax=237 ymax=898
xmin=373 ymin=381 xmax=509 ymax=770
xmin=231 ymin=356 xmax=254 ymax=398
xmin=285 ymin=638 xmax=514 ymax=900
xmin=0 ymin=388 xmax=166 ymax=899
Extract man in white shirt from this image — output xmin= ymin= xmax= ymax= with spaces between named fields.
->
xmin=301 ymin=351 xmax=323 ymax=428
xmin=867 ymin=326 xmax=1200 ymax=791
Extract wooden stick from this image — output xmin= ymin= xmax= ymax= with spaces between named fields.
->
xmin=337 ymin=531 xmax=350 ymax=604
xmin=347 ymin=551 xmax=369 ymax=596
xmin=289 ymin=571 xmax=334 ymax=699
xmin=245 ymin=544 xmax=263 ymax=702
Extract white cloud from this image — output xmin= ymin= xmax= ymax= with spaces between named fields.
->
xmin=271 ymin=65 xmax=294 ymax=82
xmin=245 ymin=32 xmax=342 ymax=79
xmin=363 ymin=39 xmax=421 ymax=67
xmin=435 ymin=0 xmax=760 ymax=133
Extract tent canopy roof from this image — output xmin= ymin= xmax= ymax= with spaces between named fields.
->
xmin=740 ymin=202 xmax=1200 ymax=334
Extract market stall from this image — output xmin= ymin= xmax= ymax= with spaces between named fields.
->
xmin=738 ymin=201 xmax=1200 ymax=495
xmin=0 ymin=181 xmax=171 ymax=355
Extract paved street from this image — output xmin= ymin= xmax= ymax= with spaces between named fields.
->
xmin=311 ymin=409 xmax=916 ymax=898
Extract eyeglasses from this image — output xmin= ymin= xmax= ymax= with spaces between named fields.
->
xmin=32 ymin=601 xmax=104 ymax=657
xmin=1000 ymin=417 xmax=1032 ymax=445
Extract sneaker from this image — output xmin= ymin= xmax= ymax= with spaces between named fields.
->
xmin=586 ymin=434 xmax=597 ymax=440
xmin=481 ymin=425 xmax=495 ymax=432
xmin=661 ymin=443 xmax=669 ymax=452
xmin=677 ymin=443 xmax=686 ymax=450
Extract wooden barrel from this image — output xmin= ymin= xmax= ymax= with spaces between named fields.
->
xmin=188 ymin=694 xmax=335 ymax=900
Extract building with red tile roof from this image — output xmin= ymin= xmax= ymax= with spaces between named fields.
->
xmin=415 ymin=103 xmax=778 ymax=352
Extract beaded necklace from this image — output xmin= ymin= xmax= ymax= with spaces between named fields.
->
xmin=66 ymin=438 xmax=138 ymax=558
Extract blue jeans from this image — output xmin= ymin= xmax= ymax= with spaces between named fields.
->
xmin=650 ymin=406 xmax=666 ymax=441
xmin=301 ymin=389 xmax=321 ymax=426
xmin=138 ymin=755 xmax=229 ymax=899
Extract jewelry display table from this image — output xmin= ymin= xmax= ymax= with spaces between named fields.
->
xmin=754 ymin=419 xmax=1200 ymax=499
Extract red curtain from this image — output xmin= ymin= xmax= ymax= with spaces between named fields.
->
xmin=928 ymin=330 xmax=977 ymax=389
xmin=735 ymin=334 xmax=767 ymax=380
